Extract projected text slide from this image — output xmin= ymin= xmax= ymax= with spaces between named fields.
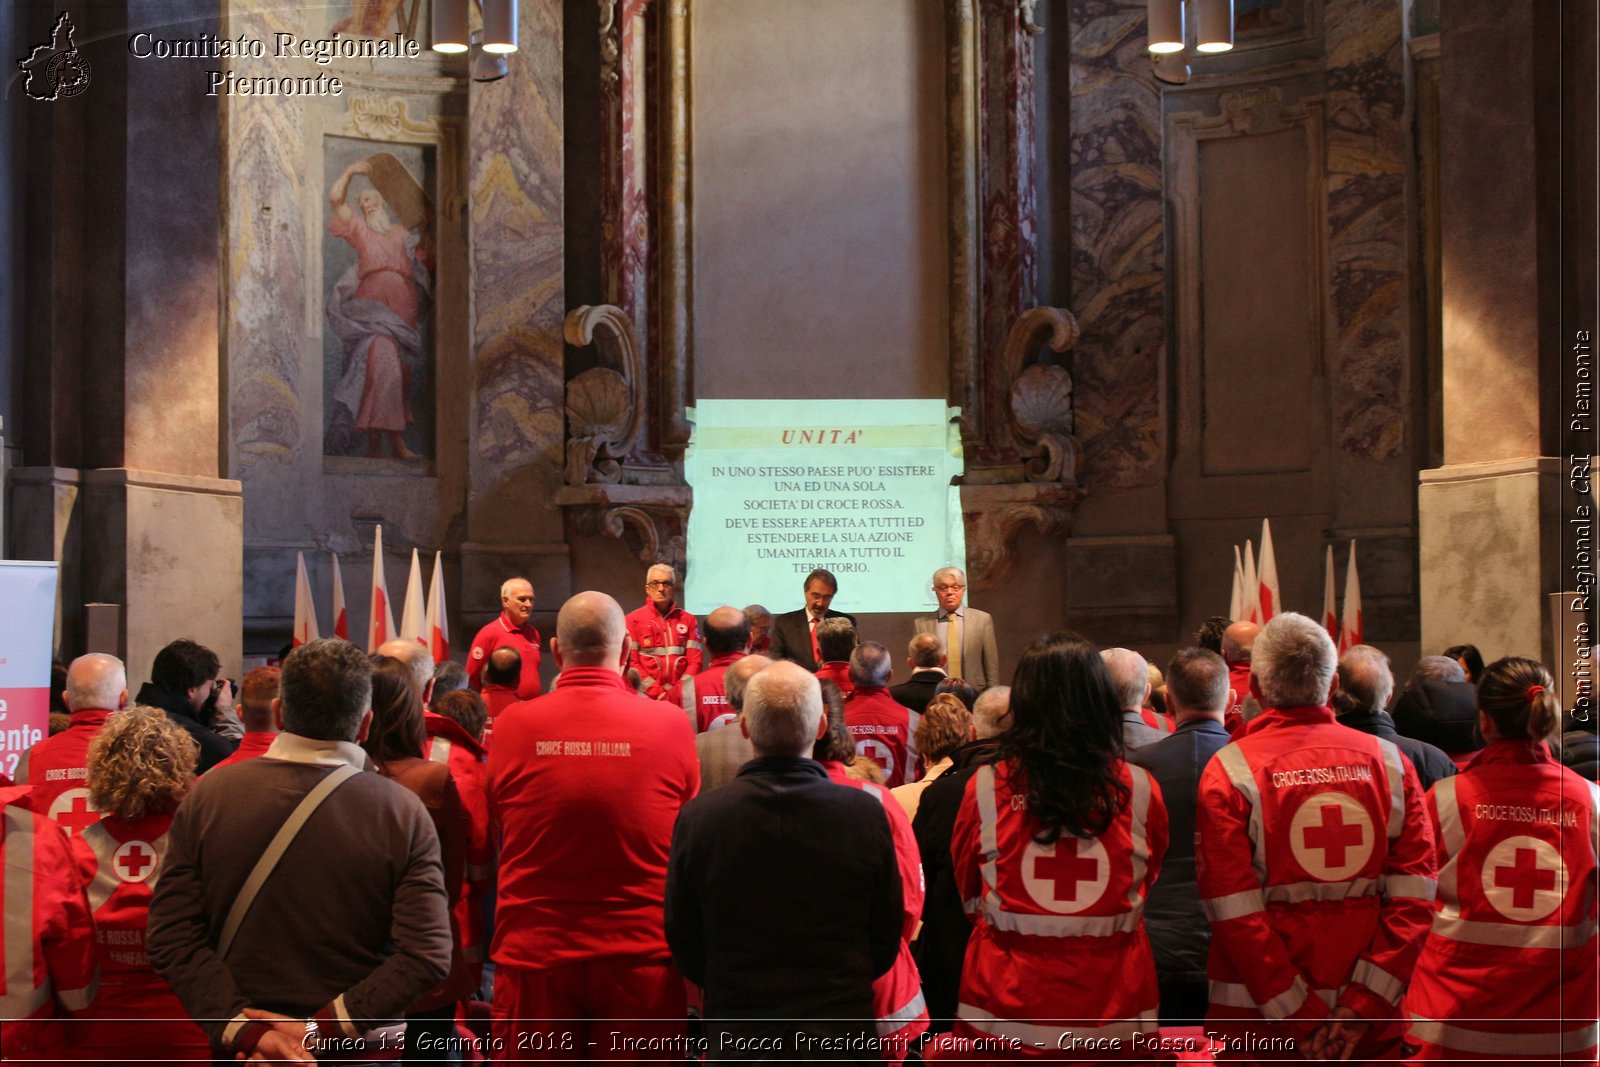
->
xmin=684 ymin=400 xmax=964 ymax=614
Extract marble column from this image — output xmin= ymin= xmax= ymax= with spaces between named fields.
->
xmin=1417 ymin=0 xmax=1573 ymax=668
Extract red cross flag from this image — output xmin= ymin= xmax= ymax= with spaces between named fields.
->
xmin=1229 ymin=545 xmax=1245 ymax=622
xmin=1322 ymin=545 xmax=1338 ymax=641
xmin=367 ymin=525 xmax=396 ymax=652
xmin=293 ymin=551 xmax=320 ymax=648
xmin=1242 ymin=540 xmax=1261 ymax=624
xmin=331 ymin=551 xmax=349 ymax=641
xmin=1257 ymin=518 xmax=1281 ymax=623
xmin=424 ymin=550 xmax=450 ymax=663
xmin=1339 ymin=540 xmax=1363 ymax=652
xmin=399 ymin=548 xmax=427 ymax=647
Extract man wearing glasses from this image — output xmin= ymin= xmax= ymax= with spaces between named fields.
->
xmin=913 ymin=567 xmax=1001 ymax=689
xmin=625 ymin=563 xmax=704 ymax=700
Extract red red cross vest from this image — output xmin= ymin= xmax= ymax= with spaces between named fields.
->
xmin=844 ymin=688 xmax=917 ymax=788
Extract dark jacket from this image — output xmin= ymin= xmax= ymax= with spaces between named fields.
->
xmin=910 ymin=737 xmax=1000 ymax=1030
xmin=135 ymin=682 xmax=238 ymax=773
xmin=766 ymin=609 xmax=857 ymax=672
xmin=889 ymin=669 xmax=945 ymax=716
xmin=1555 ymin=715 xmax=1599 ymax=780
xmin=1391 ymin=679 xmax=1482 ymax=756
xmin=664 ymin=755 xmax=900 ymax=1047
xmin=1127 ymin=718 xmax=1231 ymax=995
xmin=1337 ymin=706 xmax=1459 ymax=792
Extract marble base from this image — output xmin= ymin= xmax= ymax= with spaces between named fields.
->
xmin=1419 ymin=458 xmax=1562 ymax=665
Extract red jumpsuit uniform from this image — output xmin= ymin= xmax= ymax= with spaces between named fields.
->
xmin=823 ymin=762 xmax=930 ymax=1061
xmin=213 ymin=730 xmax=276 ymax=769
xmin=487 ymin=667 xmax=699 ymax=1059
xmin=1196 ymin=705 xmax=1437 ymax=1062
xmin=670 ymin=650 xmax=746 ymax=732
xmin=815 ymin=661 xmax=854 ymax=699
xmin=1136 ymin=708 xmax=1174 ymax=734
xmin=1404 ymin=740 xmax=1599 ymax=1061
xmin=0 ymin=785 xmax=97 ymax=1062
xmin=424 ymin=710 xmax=493 ymax=989
xmin=69 ymin=812 xmax=210 ymax=1060
xmin=1224 ymin=663 xmax=1252 ymax=735
xmin=467 ymin=613 xmax=543 ymax=701
xmin=945 ymin=759 xmax=1168 ymax=1061
xmin=845 ymin=687 xmax=919 ymax=788
xmin=624 ymin=602 xmax=704 ymax=701
xmin=16 ymin=708 xmax=112 ymax=840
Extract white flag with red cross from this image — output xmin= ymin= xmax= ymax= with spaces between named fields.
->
xmin=367 ymin=526 xmax=396 ymax=652
xmin=293 ymin=551 xmax=320 ymax=647
xmin=424 ymin=551 xmax=450 ymax=663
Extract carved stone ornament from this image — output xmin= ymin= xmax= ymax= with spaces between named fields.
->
xmin=562 ymin=304 xmax=646 ymax=485
xmin=1002 ymin=306 xmax=1083 ymax=486
xmin=558 ymin=485 xmax=690 ymax=574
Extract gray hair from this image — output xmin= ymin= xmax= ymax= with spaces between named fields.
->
xmin=432 ymin=659 xmax=468 ymax=694
xmin=972 ymin=685 xmax=1011 ymax=739
xmin=725 ymin=655 xmax=771 ymax=712
xmin=932 ymin=566 xmax=967 ymax=587
xmin=908 ymin=632 xmax=944 ymax=669
xmin=1335 ymin=644 xmax=1395 ymax=716
xmin=64 ymin=653 xmax=126 ymax=712
xmin=647 ymin=562 xmax=677 ymax=583
xmin=744 ymin=661 xmax=823 ymax=757
xmin=376 ymin=639 xmax=432 ymax=696
xmin=1100 ymin=648 xmax=1150 ymax=711
xmin=1411 ymin=655 xmax=1466 ymax=686
xmin=500 ymin=577 xmax=533 ymax=600
xmin=279 ymin=638 xmax=372 ymax=742
xmin=743 ymin=604 xmax=770 ymax=622
xmin=815 ymin=617 xmax=857 ymax=663
xmin=848 ymin=641 xmax=893 ymax=688
xmin=1252 ymin=613 xmax=1338 ymax=708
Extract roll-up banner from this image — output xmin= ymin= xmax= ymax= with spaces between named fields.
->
xmin=0 ymin=561 xmax=59 ymax=780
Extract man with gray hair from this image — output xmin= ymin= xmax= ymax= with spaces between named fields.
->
xmin=150 ymin=638 xmax=451 ymax=1062
xmin=843 ymin=641 xmax=919 ymax=787
xmin=1102 ymin=646 xmax=1172 ymax=751
xmin=1391 ymin=654 xmax=1480 ymax=756
xmin=16 ymin=652 xmax=128 ymax=836
xmin=813 ymin=616 xmax=858 ymax=696
xmin=1196 ymin=613 xmax=1436 ymax=1062
xmin=1335 ymin=646 xmax=1457 ymax=791
xmin=466 ymin=576 xmax=543 ymax=699
xmin=911 ymin=684 xmax=1010 ymax=1031
xmin=743 ymin=603 xmax=772 ymax=656
xmin=625 ymin=562 xmax=704 ymax=701
xmin=665 ymin=661 xmax=902 ymax=1056
xmin=913 ymin=565 xmax=1000 ymax=688
xmin=695 ymin=654 xmax=768 ymax=793
xmin=890 ymin=632 xmax=947 ymax=715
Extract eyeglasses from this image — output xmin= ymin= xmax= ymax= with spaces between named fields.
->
xmin=647 ymin=580 xmax=676 ymax=588
xmin=934 ymin=584 xmax=965 ymax=593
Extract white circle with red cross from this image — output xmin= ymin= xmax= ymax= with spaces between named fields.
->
xmin=855 ymin=739 xmax=896 ymax=781
xmin=1289 ymin=792 xmax=1374 ymax=881
xmin=47 ymin=788 xmax=99 ymax=838
xmin=1021 ymin=835 xmax=1110 ymax=914
xmin=113 ymin=840 xmax=160 ymax=884
xmin=1483 ymin=835 xmax=1566 ymax=922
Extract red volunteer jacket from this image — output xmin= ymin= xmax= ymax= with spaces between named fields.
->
xmin=424 ymin=711 xmax=493 ymax=983
xmin=815 ymin=661 xmax=854 ymax=699
xmin=1404 ymin=741 xmax=1599 ymax=1061
xmin=844 ymin=687 xmax=919 ymax=788
xmin=670 ymin=651 xmax=745 ymax=733
xmin=0 ymin=785 xmax=97 ymax=1060
xmin=467 ymin=613 xmax=543 ymax=701
xmin=1196 ymin=705 xmax=1437 ymax=1053
xmin=17 ymin=708 xmax=113 ymax=839
xmin=824 ymin=762 xmax=929 ymax=1058
xmin=950 ymin=759 xmax=1168 ymax=1051
xmin=214 ymin=730 xmax=276 ymax=769
xmin=69 ymin=812 xmax=210 ymax=1060
xmin=625 ymin=602 xmax=704 ymax=701
xmin=488 ymin=668 xmax=699 ymax=968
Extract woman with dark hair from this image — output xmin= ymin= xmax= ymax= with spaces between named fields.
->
xmin=1404 ymin=656 xmax=1598 ymax=1061
xmin=1443 ymin=643 xmax=1485 ymax=684
xmin=933 ymin=677 xmax=978 ymax=713
xmin=365 ymin=656 xmax=474 ymax=1063
xmin=69 ymin=705 xmax=211 ymax=1060
xmin=944 ymin=632 xmax=1168 ymax=1058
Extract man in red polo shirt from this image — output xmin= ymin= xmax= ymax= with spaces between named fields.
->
xmin=670 ymin=606 xmax=748 ymax=732
xmin=467 ymin=577 xmax=542 ymax=700
xmin=489 ymin=591 xmax=699 ymax=1059
xmin=16 ymin=653 xmax=127 ymax=837
xmin=843 ymin=642 xmax=919 ymax=788
xmin=624 ymin=563 xmax=703 ymax=701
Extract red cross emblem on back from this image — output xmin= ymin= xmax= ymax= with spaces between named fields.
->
xmin=1034 ymin=839 xmax=1100 ymax=904
xmin=1495 ymin=846 xmax=1556 ymax=910
xmin=1021 ymin=835 xmax=1111 ymax=914
xmin=48 ymin=788 xmax=100 ymax=838
xmin=1288 ymin=792 xmax=1373 ymax=880
xmin=1304 ymin=804 xmax=1364 ymax=868
xmin=1482 ymin=835 xmax=1566 ymax=921
xmin=113 ymin=840 xmax=159 ymax=884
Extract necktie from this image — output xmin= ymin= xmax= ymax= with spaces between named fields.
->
xmin=810 ymin=616 xmax=821 ymax=665
xmin=947 ymin=612 xmax=962 ymax=679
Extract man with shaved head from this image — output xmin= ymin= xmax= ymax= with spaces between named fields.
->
xmin=666 ymin=661 xmax=902 ymax=1056
xmin=16 ymin=653 xmax=128 ymax=836
xmin=489 ymin=591 xmax=699 ymax=1056
xmin=670 ymin=606 xmax=749 ymax=732
xmin=1221 ymin=620 xmax=1261 ymax=732
xmin=466 ymin=577 xmax=542 ymax=699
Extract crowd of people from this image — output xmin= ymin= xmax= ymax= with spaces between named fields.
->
xmin=0 ymin=563 xmax=1595 ymax=1065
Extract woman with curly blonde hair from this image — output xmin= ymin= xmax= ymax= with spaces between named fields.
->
xmin=891 ymin=693 xmax=971 ymax=822
xmin=69 ymin=705 xmax=209 ymax=1060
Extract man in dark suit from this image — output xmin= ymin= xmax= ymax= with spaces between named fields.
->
xmin=767 ymin=568 xmax=856 ymax=672
xmin=1335 ymin=645 xmax=1458 ymax=792
xmin=664 ymin=660 xmax=902 ymax=1059
xmin=889 ymin=633 xmax=946 ymax=715
xmin=1126 ymin=647 xmax=1232 ymax=1026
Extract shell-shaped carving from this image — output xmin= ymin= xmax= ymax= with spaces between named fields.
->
xmin=565 ymin=368 xmax=633 ymax=442
xmin=1009 ymin=363 xmax=1074 ymax=437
